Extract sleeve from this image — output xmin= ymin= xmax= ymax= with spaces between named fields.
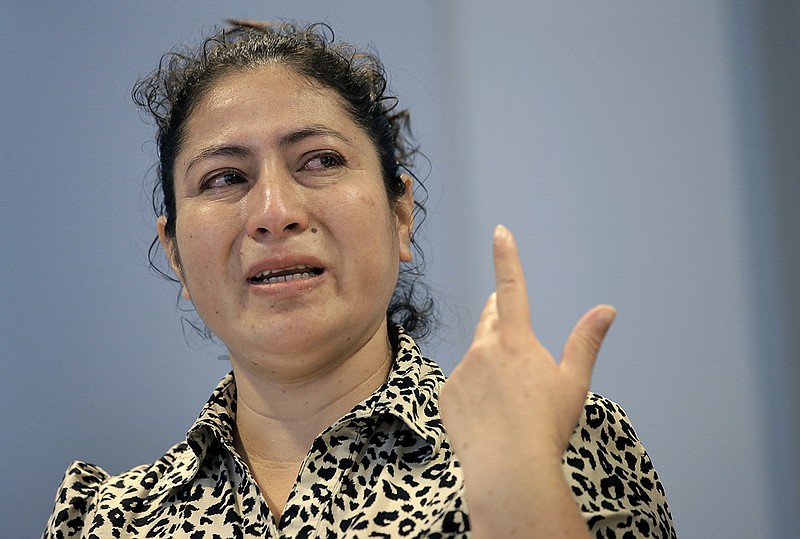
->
xmin=562 ymin=394 xmax=677 ymax=539
xmin=42 ymin=460 xmax=110 ymax=539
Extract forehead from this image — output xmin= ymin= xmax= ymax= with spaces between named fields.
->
xmin=181 ymin=64 xmax=363 ymax=148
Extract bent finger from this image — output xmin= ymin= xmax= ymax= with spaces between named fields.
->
xmin=473 ymin=292 xmax=499 ymax=341
xmin=561 ymin=305 xmax=617 ymax=384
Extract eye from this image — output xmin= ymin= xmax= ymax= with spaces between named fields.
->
xmin=202 ymin=170 xmax=247 ymax=190
xmin=301 ymin=152 xmax=346 ymax=172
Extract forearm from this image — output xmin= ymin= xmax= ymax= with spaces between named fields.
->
xmin=464 ymin=456 xmax=591 ymax=539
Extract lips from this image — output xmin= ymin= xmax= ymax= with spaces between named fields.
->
xmin=248 ymin=264 xmax=324 ymax=284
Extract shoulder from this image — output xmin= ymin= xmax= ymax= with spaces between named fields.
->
xmin=574 ymin=393 xmax=641 ymax=452
xmin=563 ymin=393 xmax=677 ymax=538
xmin=42 ymin=442 xmax=195 ymax=539
xmin=42 ymin=460 xmax=134 ymax=538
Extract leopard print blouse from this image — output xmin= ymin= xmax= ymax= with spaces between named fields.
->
xmin=43 ymin=329 xmax=676 ymax=538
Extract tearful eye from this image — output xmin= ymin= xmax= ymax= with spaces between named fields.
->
xmin=203 ymin=170 xmax=246 ymax=190
xmin=302 ymin=152 xmax=345 ymax=172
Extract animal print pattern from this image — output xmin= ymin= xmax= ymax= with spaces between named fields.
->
xmin=43 ymin=329 xmax=676 ymax=538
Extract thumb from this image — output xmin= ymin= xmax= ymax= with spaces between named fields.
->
xmin=561 ymin=305 xmax=617 ymax=384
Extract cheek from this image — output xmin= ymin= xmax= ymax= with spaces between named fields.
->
xmin=349 ymin=191 xmax=402 ymax=275
xmin=174 ymin=206 xmax=237 ymax=281
xmin=346 ymin=187 xmax=398 ymax=245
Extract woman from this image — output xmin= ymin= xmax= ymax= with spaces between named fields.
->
xmin=43 ymin=21 xmax=676 ymax=538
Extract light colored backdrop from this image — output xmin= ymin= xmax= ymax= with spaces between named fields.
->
xmin=2 ymin=2 xmax=797 ymax=538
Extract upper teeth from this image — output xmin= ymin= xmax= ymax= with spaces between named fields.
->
xmin=252 ymin=265 xmax=317 ymax=283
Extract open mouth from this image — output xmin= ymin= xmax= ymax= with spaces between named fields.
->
xmin=248 ymin=264 xmax=324 ymax=284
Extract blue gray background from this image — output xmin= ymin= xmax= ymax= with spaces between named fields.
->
xmin=2 ymin=2 xmax=798 ymax=538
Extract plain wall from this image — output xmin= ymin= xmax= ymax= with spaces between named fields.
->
xmin=431 ymin=2 xmax=799 ymax=538
xmin=2 ymin=1 xmax=797 ymax=538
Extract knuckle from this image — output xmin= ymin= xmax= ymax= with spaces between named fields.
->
xmin=573 ymin=329 xmax=601 ymax=354
xmin=466 ymin=338 xmax=493 ymax=359
xmin=495 ymin=275 xmax=520 ymax=289
xmin=497 ymin=326 xmax=535 ymax=353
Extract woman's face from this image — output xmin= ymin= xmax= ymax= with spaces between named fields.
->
xmin=159 ymin=64 xmax=413 ymax=377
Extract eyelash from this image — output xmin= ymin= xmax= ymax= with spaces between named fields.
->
xmin=301 ymin=151 xmax=346 ymax=172
xmin=198 ymin=151 xmax=345 ymax=191
xmin=201 ymin=170 xmax=246 ymax=190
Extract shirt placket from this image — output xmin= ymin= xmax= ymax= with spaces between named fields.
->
xmin=276 ymin=420 xmax=368 ymax=538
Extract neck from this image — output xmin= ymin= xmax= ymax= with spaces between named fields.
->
xmin=231 ymin=321 xmax=394 ymax=464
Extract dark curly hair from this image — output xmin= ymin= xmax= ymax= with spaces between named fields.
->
xmin=132 ymin=20 xmax=434 ymax=341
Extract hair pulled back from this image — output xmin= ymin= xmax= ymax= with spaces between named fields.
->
xmin=132 ymin=20 xmax=434 ymax=340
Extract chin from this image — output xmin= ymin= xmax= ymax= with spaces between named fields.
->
xmin=241 ymin=316 xmax=384 ymax=360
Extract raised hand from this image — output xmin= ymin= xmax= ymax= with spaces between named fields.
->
xmin=439 ymin=225 xmax=616 ymax=538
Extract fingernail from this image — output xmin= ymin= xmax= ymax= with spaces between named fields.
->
xmin=494 ymin=224 xmax=508 ymax=239
xmin=595 ymin=306 xmax=617 ymax=330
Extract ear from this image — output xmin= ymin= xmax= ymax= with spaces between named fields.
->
xmin=157 ymin=216 xmax=191 ymax=301
xmin=396 ymin=174 xmax=414 ymax=262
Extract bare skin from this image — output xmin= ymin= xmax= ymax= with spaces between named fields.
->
xmin=232 ymin=332 xmax=393 ymax=520
xmin=440 ymin=225 xmax=616 ymax=538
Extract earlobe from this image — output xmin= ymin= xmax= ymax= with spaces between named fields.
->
xmin=397 ymin=174 xmax=414 ymax=262
xmin=157 ymin=216 xmax=191 ymax=300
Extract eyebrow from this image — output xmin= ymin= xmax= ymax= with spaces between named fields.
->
xmin=278 ymin=125 xmax=353 ymax=148
xmin=184 ymin=145 xmax=252 ymax=176
xmin=183 ymin=125 xmax=353 ymax=176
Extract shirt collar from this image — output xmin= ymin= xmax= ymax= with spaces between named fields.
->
xmin=188 ymin=371 xmax=238 ymax=448
xmin=145 ymin=373 xmax=238 ymax=501
xmin=161 ymin=327 xmax=446 ymax=497
xmin=339 ymin=327 xmax=447 ymax=459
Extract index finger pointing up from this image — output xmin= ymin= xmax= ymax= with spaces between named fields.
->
xmin=493 ymin=225 xmax=532 ymax=330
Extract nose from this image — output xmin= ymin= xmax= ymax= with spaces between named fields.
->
xmin=245 ymin=173 xmax=310 ymax=239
